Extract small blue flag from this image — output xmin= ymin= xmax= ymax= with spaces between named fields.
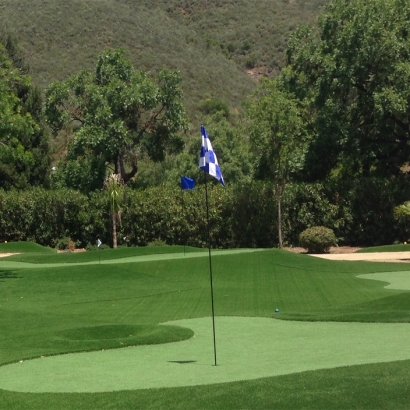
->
xmin=199 ymin=125 xmax=225 ymax=187
xmin=181 ymin=176 xmax=195 ymax=190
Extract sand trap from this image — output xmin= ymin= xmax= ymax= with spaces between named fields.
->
xmin=312 ymin=251 xmax=410 ymax=262
xmin=1 ymin=317 xmax=410 ymax=393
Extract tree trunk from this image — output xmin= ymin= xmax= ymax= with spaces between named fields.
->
xmin=277 ymin=184 xmax=283 ymax=248
xmin=112 ymin=212 xmax=117 ymax=249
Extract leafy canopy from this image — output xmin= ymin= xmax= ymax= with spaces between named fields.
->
xmin=286 ymin=0 xmax=410 ymax=181
xmin=0 ymin=40 xmax=50 ymax=190
xmin=45 ymin=48 xmax=188 ymax=192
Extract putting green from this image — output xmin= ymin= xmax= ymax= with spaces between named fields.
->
xmin=1 ymin=316 xmax=410 ymax=393
xmin=358 ymin=270 xmax=410 ymax=290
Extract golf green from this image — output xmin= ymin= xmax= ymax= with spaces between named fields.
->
xmin=358 ymin=271 xmax=410 ymax=290
xmin=1 ymin=316 xmax=410 ymax=393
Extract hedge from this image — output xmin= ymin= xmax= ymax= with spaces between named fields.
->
xmin=1 ymin=178 xmax=407 ymax=249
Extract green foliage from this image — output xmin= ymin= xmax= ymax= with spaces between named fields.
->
xmin=394 ymin=201 xmax=410 ymax=223
xmin=299 ymin=226 xmax=337 ymax=253
xmin=285 ymin=0 xmax=410 ymax=181
xmin=104 ymin=173 xmax=124 ymax=248
xmin=0 ymin=0 xmax=257 ymax=129
xmin=0 ymin=188 xmax=100 ymax=246
xmin=199 ymin=98 xmax=230 ymax=119
xmin=45 ymin=48 xmax=188 ymax=191
xmin=282 ymin=181 xmax=351 ymax=246
xmin=154 ymin=0 xmax=326 ymax=75
xmin=247 ymin=78 xmax=307 ymax=246
xmin=148 ymin=239 xmax=168 ymax=247
xmin=0 ymin=42 xmax=50 ymax=190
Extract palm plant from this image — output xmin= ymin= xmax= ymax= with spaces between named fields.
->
xmin=104 ymin=173 xmax=124 ymax=248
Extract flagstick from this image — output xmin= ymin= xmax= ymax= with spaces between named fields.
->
xmin=182 ymin=190 xmax=186 ymax=256
xmin=204 ymin=174 xmax=217 ymax=366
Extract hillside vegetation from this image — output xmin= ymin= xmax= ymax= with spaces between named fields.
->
xmin=0 ymin=0 xmax=326 ymax=122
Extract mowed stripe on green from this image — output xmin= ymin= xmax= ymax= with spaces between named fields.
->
xmin=0 ymin=248 xmax=260 ymax=269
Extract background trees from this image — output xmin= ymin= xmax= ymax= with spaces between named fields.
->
xmin=286 ymin=0 xmax=410 ymax=181
xmin=45 ymin=48 xmax=188 ymax=192
xmin=0 ymin=40 xmax=50 ymax=190
xmin=248 ymin=78 xmax=307 ymax=247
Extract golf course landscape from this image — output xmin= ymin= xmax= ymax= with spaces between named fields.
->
xmin=2 ymin=242 xmax=410 ymax=409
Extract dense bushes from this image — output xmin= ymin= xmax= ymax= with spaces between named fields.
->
xmin=1 ymin=177 xmax=409 ymax=249
xmin=299 ymin=226 xmax=337 ymax=253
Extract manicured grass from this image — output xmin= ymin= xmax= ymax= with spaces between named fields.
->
xmin=5 ymin=245 xmax=206 ymax=264
xmin=0 ymin=241 xmax=55 ymax=254
xmin=1 ymin=248 xmax=410 ymax=408
xmin=3 ymin=317 xmax=410 ymax=393
xmin=357 ymin=244 xmax=410 ymax=253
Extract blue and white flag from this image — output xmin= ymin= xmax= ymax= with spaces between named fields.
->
xmin=199 ymin=125 xmax=225 ymax=187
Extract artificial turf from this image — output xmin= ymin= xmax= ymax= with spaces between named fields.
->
xmin=2 ymin=246 xmax=410 ymax=408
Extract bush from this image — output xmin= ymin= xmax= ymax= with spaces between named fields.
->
xmin=299 ymin=226 xmax=336 ymax=253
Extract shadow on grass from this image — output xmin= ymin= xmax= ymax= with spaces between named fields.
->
xmin=0 ymin=270 xmax=22 ymax=282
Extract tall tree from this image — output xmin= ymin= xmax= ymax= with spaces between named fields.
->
xmin=248 ymin=78 xmax=306 ymax=248
xmin=0 ymin=41 xmax=50 ymax=190
xmin=285 ymin=0 xmax=410 ymax=181
xmin=45 ymin=48 xmax=188 ymax=191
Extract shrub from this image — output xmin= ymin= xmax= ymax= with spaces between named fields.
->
xmin=299 ymin=226 xmax=336 ymax=253
xmin=148 ymin=239 xmax=168 ymax=247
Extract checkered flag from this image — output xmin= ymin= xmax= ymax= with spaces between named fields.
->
xmin=199 ymin=125 xmax=225 ymax=187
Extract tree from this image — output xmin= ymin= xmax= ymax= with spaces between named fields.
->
xmin=285 ymin=0 xmax=410 ymax=181
xmin=247 ymin=78 xmax=306 ymax=248
xmin=0 ymin=41 xmax=50 ymax=190
xmin=45 ymin=48 xmax=188 ymax=191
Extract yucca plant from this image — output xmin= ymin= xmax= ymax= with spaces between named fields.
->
xmin=104 ymin=174 xmax=124 ymax=248
xmin=394 ymin=201 xmax=410 ymax=223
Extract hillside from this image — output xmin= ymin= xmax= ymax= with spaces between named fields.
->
xmin=1 ymin=0 xmax=326 ymax=123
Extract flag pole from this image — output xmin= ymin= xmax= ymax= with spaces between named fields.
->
xmin=204 ymin=173 xmax=217 ymax=366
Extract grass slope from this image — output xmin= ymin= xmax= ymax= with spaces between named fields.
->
xmin=358 ymin=244 xmax=410 ymax=253
xmin=1 ymin=248 xmax=410 ymax=408
xmin=0 ymin=241 xmax=55 ymax=254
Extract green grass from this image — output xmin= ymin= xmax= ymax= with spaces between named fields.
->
xmin=358 ymin=244 xmax=410 ymax=253
xmin=2 ymin=248 xmax=410 ymax=408
xmin=0 ymin=241 xmax=55 ymax=254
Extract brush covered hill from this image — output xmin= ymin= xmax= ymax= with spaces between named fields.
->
xmin=1 ymin=0 xmax=327 ymax=122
